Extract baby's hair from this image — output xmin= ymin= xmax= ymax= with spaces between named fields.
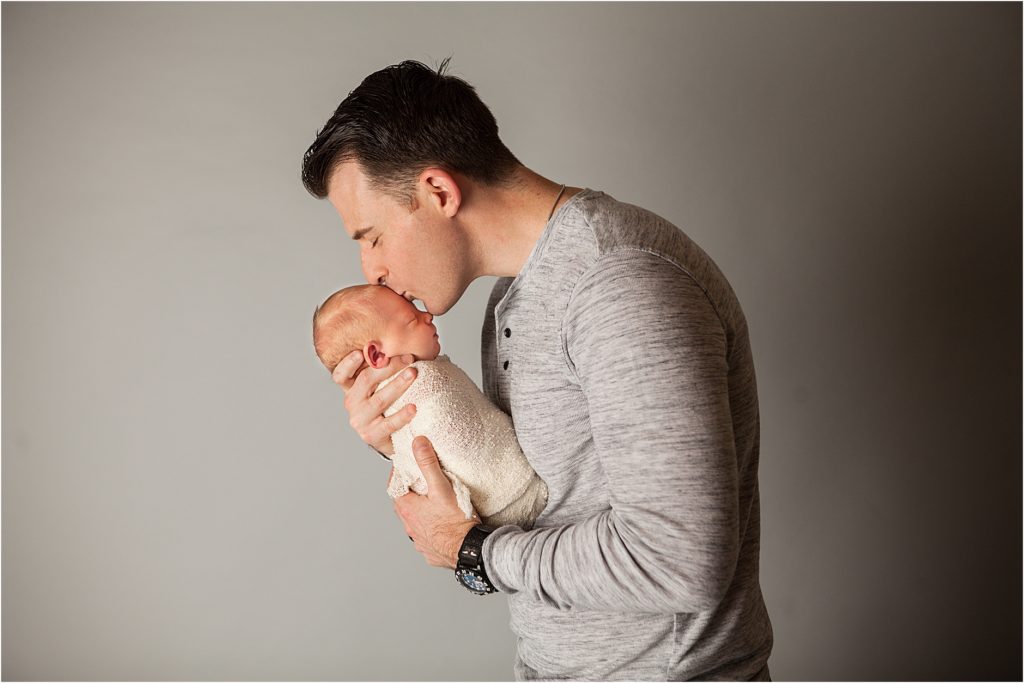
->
xmin=312 ymin=284 xmax=382 ymax=373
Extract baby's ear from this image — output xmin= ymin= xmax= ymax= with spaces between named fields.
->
xmin=365 ymin=342 xmax=389 ymax=369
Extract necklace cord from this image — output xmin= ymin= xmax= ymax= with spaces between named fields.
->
xmin=547 ymin=184 xmax=567 ymax=222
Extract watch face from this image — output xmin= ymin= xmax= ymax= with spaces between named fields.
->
xmin=455 ymin=568 xmax=491 ymax=594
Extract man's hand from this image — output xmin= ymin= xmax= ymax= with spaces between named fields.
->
xmin=392 ymin=436 xmax=480 ymax=569
xmin=332 ymin=350 xmax=419 ymax=456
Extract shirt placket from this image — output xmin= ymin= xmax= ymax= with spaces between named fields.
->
xmin=494 ymin=292 xmax=516 ymax=409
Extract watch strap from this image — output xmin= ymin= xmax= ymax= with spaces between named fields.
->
xmin=455 ymin=524 xmax=499 ymax=594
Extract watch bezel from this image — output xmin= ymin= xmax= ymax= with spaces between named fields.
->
xmin=455 ymin=567 xmax=497 ymax=595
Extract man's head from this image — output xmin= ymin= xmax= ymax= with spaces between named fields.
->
xmin=312 ymin=284 xmax=440 ymax=375
xmin=301 ymin=58 xmax=523 ymax=315
xmin=301 ymin=57 xmax=521 ymax=206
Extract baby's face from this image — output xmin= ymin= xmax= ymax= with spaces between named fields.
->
xmin=370 ymin=286 xmax=441 ymax=363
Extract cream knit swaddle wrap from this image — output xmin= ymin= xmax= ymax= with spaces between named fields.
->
xmin=379 ymin=355 xmax=548 ymax=530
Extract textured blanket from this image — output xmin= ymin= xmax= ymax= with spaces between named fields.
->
xmin=379 ymin=355 xmax=547 ymax=529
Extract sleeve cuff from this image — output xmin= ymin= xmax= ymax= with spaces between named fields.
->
xmin=481 ymin=524 xmax=526 ymax=594
xmin=369 ymin=444 xmax=392 ymax=461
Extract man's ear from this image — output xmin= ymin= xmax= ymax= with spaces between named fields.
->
xmin=417 ymin=167 xmax=461 ymax=219
xmin=365 ymin=342 xmax=389 ymax=369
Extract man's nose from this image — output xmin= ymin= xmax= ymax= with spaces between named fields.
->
xmin=361 ymin=252 xmax=386 ymax=287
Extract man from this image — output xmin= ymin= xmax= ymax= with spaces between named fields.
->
xmin=301 ymin=58 xmax=774 ymax=680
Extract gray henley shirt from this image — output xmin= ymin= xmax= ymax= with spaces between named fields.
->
xmin=476 ymin=188 xmax=774 ymax=680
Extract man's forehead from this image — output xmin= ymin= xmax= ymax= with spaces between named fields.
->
xmin=326 ymin=162 xmax=369 ymax=234
xmin=327 ymin=160 xmax=363 ymax=195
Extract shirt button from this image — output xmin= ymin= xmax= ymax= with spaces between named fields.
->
xmin=503 ymin=360 xmax=509 ymax=370
xmin=504 ymin=328 xmax=511 ymax=338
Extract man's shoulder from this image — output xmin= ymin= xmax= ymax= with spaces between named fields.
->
xmin=571 ymin=190 xmax=692 ymax=264
xmin=483 ymin=188 xmax=728 ymax=315
xmin=565 ymin=191 xmax=743 ymax=332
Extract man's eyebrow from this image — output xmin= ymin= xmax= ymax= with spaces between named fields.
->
xmin=350 ymin=226 xmax=374 ymax=241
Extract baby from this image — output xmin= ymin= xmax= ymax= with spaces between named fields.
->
xmin=312 ymin=284 xmax=548 ymax=530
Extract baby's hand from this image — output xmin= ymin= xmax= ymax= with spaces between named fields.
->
xmin=332 ymin=351 xmax=418 ymax=456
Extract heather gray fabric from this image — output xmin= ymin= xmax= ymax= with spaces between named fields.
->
xmin=479 ymin=188 xmax=773 ymax=680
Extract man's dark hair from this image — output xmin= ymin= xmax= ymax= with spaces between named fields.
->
xmin=301 ymin=57 xmax=522 ymax=205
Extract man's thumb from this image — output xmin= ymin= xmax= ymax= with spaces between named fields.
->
xmin=413 ymin=437 xmax=454 ymax=498
xmin=413 ymin=435 xmax=446 ymax=489
xmin=413 ymin=436 xmax=436 ymax=467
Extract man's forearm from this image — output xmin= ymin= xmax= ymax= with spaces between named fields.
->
xmin=481 ymin=506 xmax=736 ymax=613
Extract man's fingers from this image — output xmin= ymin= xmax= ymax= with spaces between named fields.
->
xmin=369 ymin=365 xmax=418 ymax=415
xmin=348 ymin=353 xmax=416 ymax=402
xmin=332 ymin=350 xmax=366 ymax=391
xmin=341 ymin=353 xmax=419 ymax=451
xmin=367 ymin=403 xmax=417 ymax=449
xmin=348 ymin=361 xmax=418 ymax=434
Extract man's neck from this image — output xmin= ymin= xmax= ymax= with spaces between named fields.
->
xmin=459 ymin=166 xmax=583 ymax=279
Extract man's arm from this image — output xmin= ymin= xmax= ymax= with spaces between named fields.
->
xmin=481 ymin=249 xmax=740 ymax=613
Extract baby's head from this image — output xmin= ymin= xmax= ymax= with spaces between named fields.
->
xmin=312 ymin=284 xmax=441 ymax=375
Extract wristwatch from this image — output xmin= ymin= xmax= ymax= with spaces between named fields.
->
xmin=455 ymin=524 xmax=500 ymax=595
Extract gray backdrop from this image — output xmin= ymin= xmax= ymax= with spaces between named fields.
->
xmin=2 ymin=2 xmax=1020 ymax=681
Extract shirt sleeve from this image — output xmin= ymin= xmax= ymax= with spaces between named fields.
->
xmin=481 ymin=249 xmax=740 ymax=613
